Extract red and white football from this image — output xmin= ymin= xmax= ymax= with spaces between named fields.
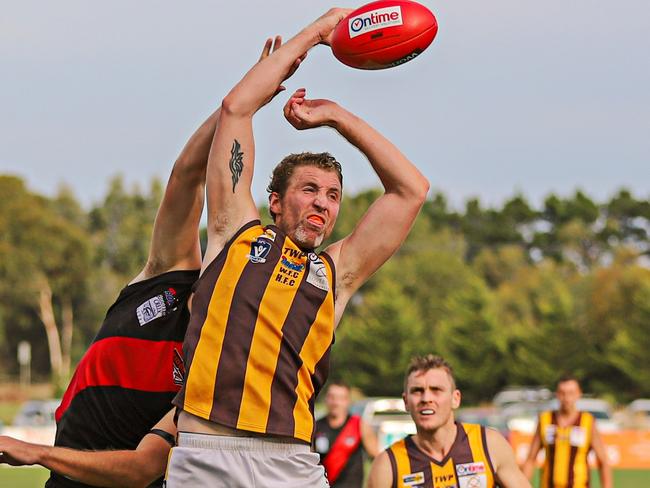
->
xmin=331 ymin=0 xmax=438 ymax=70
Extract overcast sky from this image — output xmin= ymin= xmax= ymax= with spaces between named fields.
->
xmin=1 ymin=0 xmax=648 ymax=210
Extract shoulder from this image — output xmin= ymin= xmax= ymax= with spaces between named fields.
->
xmin=484 ymin=427 xmax=513 ymax=466
xmin=367 ymin=450 xmax=394 ymax=488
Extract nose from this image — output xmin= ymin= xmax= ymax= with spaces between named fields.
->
xmin=313 ymin=191 xmax=327 ymax=211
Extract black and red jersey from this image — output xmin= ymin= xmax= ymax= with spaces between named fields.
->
xmin=47 ymin=269 xmax=198 ymax=488
xmin=314 ymin=415 xmax=364 ymax=488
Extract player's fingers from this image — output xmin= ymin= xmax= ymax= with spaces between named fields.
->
xmin=272 ymin=35 xmax=283 ymax=52
xmin=259 ymin=37 xmax=273 ymax=61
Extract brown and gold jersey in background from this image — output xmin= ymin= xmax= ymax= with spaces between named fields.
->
xmin=386 ymin=423 xmax=496 ymax=488
xmin=539 ymin=410 xmax=594 ymax=488
xmin=173 ymin=220 xmax=336 ymax=443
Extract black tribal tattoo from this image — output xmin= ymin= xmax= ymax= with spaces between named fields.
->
xmin=229 ymin=139 xmax=244 ymax=193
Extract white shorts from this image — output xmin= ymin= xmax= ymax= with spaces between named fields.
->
xmin=164 ymin=432 xmax=329 ymax=488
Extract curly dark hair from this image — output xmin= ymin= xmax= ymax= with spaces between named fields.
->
xmin=267 ymin=152 xmax=343 ymax=220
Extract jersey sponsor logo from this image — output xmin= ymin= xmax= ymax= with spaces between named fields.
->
xmin=172 ymin=348 xmax=185 ymax=386
xmin=570 ymin=426 xmax=587 ymax=446
xmin=348 ymin=6 xmax=402 ymax=38
xmin=458 ymin=474 xmax=487 ymax=488
xmin=248 ymin=238 xmax=272 ymax=263
xmin=456 ymin=462 xmax=486 ymax=477
xmin=136 ymin=287 xmax=179 ymax=326
xmin=306 ymin=253 xmax=329 ymax=291
xmin=402 ymin=471 xmax=425 ymax=486
xmin=281 ymin=255 xmax=305 ymax=272
xmin=544 ymin=424 xmax=557 ymax=444
xmin=136 ymin=295 xmax=166 ymax=326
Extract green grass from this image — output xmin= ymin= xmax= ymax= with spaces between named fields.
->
xmin=1 ymin=466 xmax=648 ymax=487
xmin=0 ymin=466 xmax=50 ymax=488
xmin=531 ymin=468 xmax=648 ymax=487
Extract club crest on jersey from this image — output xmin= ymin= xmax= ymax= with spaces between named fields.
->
xmin=248 ymin=238 xmax=272 ymax=263
xmin=306 ymin=253 xmax=329 ymax=291
xmin=402 ymin=471 xmax=424 ymax=486
xmin=172 ymin=348 xmax=185 ymax=386
xmin=458 ymin=474 xmax=487 ymax=488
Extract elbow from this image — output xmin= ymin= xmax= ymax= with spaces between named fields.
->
xmin=221 ymin=93 xmax=254 ymax=118
xmin=410 ymin=175 xmax=430 ymax=207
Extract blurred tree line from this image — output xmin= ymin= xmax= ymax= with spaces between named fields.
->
xmin=1 ymin=174 xmax=649 ymax=403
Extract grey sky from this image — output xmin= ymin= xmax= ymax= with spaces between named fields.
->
xmin=1 ymin=0 xmax=648 ymax=209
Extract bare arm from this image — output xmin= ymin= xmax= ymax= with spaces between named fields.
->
xmin=361 ymin=420 xmax=380 ymax=458
xmin=131 ymin=37 xmax=283 ymax=283
xmin=591 ymin=424 xmax=613 ymax=488
xmin=203 ymin=9 xmax=352 ymax=264
xmin=522 ymin=422 xmax=543 ymax=480
xmin=486 ymin=428 xmax=533 ymax=488
xmin=283 ymin=92 xmax=429 ymax=322
xmin=366 ymin=450 xmax=393 ymax=488
xmin=0 ymin=410 xmax=176 ymax=488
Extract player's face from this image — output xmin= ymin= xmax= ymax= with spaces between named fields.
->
xmin=556 ymin=380 xmax=581 ymax=412
xmin=325 ymin=385 xmax=351 ymax=418
xmin=403 ymin=368 xmax=460 ymax=433
xmin=270 ymin=166 xmax=341 ymax=249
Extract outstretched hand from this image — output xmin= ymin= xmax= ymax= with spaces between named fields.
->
xmin=283 ymin=88 xmax=339 ymax=130
xmin=312 ymin=8 xmax=354 ymax=45
xmin=258 ymin=36 xmax=307 ymax=107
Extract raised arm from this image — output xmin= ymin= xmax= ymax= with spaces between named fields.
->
xmin=486 ymin=428 xmax=533 ymax=488
xmin=0 ymin=410 xmax=176 ymax=488
xmin=131 ymin=38 xmax=284 ymax=283
xmin=283 ymin=91 xmax=429 ymax=321
xmin=203 ymin=9 xmax=352 ymax=263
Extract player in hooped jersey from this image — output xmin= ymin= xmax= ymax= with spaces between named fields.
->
xmin=367 ymin=355 xmax=531 ymax=488
xmin=166 ymin=7 xmax=430 ymax=488
xmin=0 ymin=38 xmax=284 ymax=488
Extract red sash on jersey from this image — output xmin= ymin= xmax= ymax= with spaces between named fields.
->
xmin=323 ymin=415 xmax=362 ymax=484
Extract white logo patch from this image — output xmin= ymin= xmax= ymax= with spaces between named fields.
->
xmin=306 ymin=253 xmax=329 ymax=291
xmin=458 ymin=474 xmax=487 ymax=488
xmin=570 ymin=426 xmax=587 ymax=446
xmin=136 ymin=295 xmax=167 ymax=326
xmin=348 ymin=6 xmax=402 ymax=38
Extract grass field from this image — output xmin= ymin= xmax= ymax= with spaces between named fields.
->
xmin=1 ymin=466 xmax=648 ymax=487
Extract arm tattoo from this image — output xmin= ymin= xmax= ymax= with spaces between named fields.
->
xmin=229 ymin=139 xmax=244 ymax=193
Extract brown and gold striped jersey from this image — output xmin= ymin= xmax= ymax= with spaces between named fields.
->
xmin=173 ymin=221 xmax=336 ymax=443
xmin=386 ymin=423 xmax=496 ymax=488
xmin=539 ymin=411 xmax=594 ymax=488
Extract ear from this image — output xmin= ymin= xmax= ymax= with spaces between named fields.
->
xmin=451 ymin=389 xmax=461 ymax=410
xmin=402 ymin=392 xmax=408 ymax=412
xmin=269 ymin=192 xmax=282 ymax=217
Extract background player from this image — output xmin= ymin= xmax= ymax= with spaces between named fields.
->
xmin=167 ymin=7 xmax=430 ymax=487
xmin=367 ymin=354 xmax=531 ymax=488
xmin=522 ymin=374 xmax=612 ymax=488
xmin=314 ymin=381 xmax=379 ymax=487
xmin=0 ymin=37 xmax=284 ymax=488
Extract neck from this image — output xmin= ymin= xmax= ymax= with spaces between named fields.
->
xmin=413 ymin=420 xmax=457 ymax=461
xmin=328 ymin=413 xmax=347 ymax=428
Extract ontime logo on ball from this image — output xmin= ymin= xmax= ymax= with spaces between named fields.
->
xmin=348 ymin=6 xmax=403 ymax=38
